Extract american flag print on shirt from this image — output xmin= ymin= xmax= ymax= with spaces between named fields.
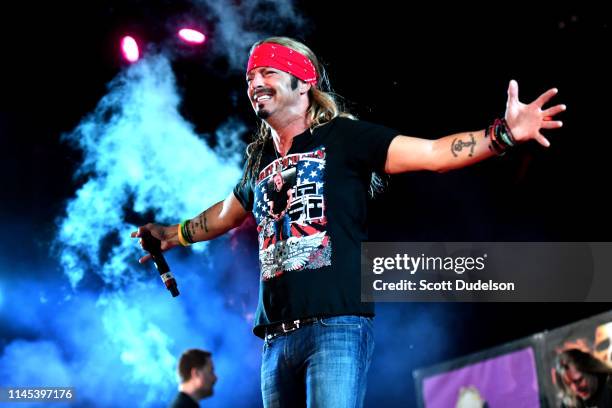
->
xmin=252 ymin=147 xmax=331 ymax=281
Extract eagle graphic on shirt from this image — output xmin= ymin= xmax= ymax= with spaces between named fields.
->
xmin=251 ymin=147 xmax=331 ymax=281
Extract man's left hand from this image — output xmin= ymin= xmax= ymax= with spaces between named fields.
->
xmin=504 ymin=79 xmax=566 ymax=147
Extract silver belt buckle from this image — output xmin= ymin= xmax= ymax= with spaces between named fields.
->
xmin=281 ymin=319 xmax=301 ymax=333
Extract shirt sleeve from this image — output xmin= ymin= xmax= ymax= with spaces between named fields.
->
xmin=232 ymin=164 xmax=254 ymax=212
xmin=335 ymin=117 xmax=399 ymax=173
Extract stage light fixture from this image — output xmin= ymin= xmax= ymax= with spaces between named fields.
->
xmin=120 ymin=35 xmax=140 ymax=62
xmin=177 ymin=28 xmax=206 ymax=44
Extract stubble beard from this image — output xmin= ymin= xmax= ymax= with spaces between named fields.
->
xmin=256 ymin=108 xmax=271 ymax=119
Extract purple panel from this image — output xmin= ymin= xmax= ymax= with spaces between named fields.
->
xmin=422 ymin=347 xmax=539 ymax=407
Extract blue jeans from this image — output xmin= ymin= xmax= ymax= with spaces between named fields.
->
xmin=261 ymin=315 xmax=374 ymax=408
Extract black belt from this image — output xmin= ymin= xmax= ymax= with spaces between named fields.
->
xmin=265 ymin=316 xmax=319 ymax=339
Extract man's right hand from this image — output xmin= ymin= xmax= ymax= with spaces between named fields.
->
xmin=131 ymin=223 xmax=178 ymax=264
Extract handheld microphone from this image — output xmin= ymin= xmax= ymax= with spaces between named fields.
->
xmin=141 ymin=230 xmax=180 ymax=297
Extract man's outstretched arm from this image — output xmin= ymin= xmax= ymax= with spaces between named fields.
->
xmin=131 ymin=192 xmax=249 ymax=264
xmin=384 ymin=80 xmax=566 ymax=174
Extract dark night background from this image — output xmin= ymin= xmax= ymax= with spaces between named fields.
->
xmin=1 ymin=1 xmax=610 ymax=407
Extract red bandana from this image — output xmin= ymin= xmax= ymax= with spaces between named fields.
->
xmin=247 ymin=43 xmax=318 ymax=86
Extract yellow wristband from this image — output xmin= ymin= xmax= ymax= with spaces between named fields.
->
xmin=177 ymin=223 xmax=191 ymax=247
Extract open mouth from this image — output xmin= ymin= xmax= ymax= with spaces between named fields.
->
xmin=576 ymin=385 xmax=590 ymax=398
xmin=253 ymin=89 xmax=274 ymax=103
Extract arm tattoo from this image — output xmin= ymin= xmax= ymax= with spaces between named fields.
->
xmin=451 ymin=133 xmax=476 ymax=157
xmin=198 ymin=210 xmax=209 ymax=234
xmin=191 ymin=210 xmax=210 ymax=236
xmin=188 ymin=218 xmax=197 ymax=239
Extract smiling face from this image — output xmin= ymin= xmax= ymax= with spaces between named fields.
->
xmin=246 ymin=66 xmax=302 ymax=120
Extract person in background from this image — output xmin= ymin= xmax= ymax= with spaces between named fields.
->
xmin=169 ymin=349 xmax=217 ymax=408
xmin=555 ymin=348 xmax=612 ymax=408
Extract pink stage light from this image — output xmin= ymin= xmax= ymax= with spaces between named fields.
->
xmin=178 ymin=28 xmax=206 ymax=44
xmin=120 ymin=36 xmax=139 ymax=63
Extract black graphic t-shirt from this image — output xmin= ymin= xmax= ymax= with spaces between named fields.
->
xmin=233 ymin=117 xmax=399 ymax=338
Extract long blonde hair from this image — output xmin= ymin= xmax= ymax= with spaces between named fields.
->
xmin=240 ymin=37 xmax=385 ymax=195
xmin=241 ymin=37 xmax=350 ymax=182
